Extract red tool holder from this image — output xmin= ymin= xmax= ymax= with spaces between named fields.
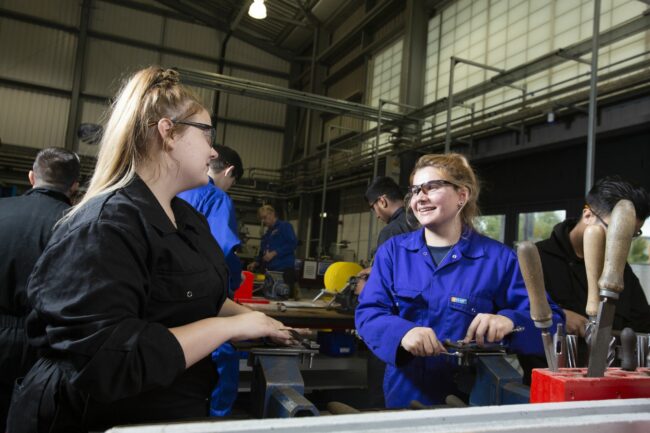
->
xmin=531 ymin=368 xmax=650 ymax=403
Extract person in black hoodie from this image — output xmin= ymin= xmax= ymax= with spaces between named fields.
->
xmin=0 ymin=147 xmax=80 ymax=430
xmin=518 ymin=176 xmax=650 ymax=381
xmin=536 ymin=176 xmax=650 ymax=337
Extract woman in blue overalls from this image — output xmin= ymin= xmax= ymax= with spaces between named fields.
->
xmin=355 ymin=153 xmax=564 ymax=408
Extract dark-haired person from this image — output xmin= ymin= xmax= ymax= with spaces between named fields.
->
xmin=0 ymin=147 xmax=80 ymax=430
xmin=7 ymin=67 xmax=294 ymax=433
xmin=357 ymin=176 xmax=414 ymax=408
xmin=537 ymin=176 xmax=650 ymax=337
xmin=178 ymin=145 xmax=244 ymax=417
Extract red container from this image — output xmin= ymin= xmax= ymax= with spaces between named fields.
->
xmin=531 ymin=367 xmax=650 ymax=403
xmin=234 ymin=271 xmax=254 ymax=301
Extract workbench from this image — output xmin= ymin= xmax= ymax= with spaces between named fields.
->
xmin=241 ymin=300 xmax=355 ymax=330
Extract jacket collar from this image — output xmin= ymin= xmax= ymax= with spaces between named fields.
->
xmin=388 ymin=207 xmax=405 ymax=224
xmin=123 ymin=176 xmax=198 ymax=235
xmin=24 ymin=187 xmax=71 ymax=205
xmin=398 ymin=226 xmax=485 ymax=259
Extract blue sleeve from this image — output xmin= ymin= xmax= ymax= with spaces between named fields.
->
xmin=497 ymin=250 xmax=565 ymax=356
xmin=355 ymin=241 xmax=418 ymax=366
xmin=190 ymin=189 xmax=242 ymax=292
xmin=272 ymin=221 xmax=297 ymax=257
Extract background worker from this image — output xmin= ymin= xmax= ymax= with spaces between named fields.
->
xmin=247 ymin=205 xmax=299 ymax=299
xmin=178 ymin=144 xmax=244 ymax=417
xmin=356 ymin=176 xmax=415 ymax=408
xmin=536 ymin=175 xmax=650 ymax=336
xmin=355 ymin=153 xmax=564 ymax=408
xmin=0 ymin=147 xmax=80 ymax=431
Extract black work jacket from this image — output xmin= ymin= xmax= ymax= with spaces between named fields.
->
xmin=0 ymin=188 xmax=71 ymax=317
xmin=376 ymin=207 xmax=412 ymax=249
xmin=8 ymin=176 xmax=228 ymax=432
xmin=536 ymin=219 xmax=650 ymax=332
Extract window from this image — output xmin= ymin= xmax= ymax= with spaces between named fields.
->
xmin=629 ymin=219 xmax=650 ymax=265
xmin=517 ymin=210 xmax=566 ymax=242
xmin=476 ymin=214 xmax=506 ymax=242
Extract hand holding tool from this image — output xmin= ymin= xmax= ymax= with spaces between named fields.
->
xmin=517 ymin=241 xmax=556 ymax=371
xmin=587 ymin=200 xmax=636 ymax=377
xmin=583 ymin=224 xmax=606 ymax=345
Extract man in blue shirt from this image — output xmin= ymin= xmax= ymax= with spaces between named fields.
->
xmin=177 ymin=145 xmax=243 ymax=417
xmin=247 ymin=205 xmax=299 ymax=298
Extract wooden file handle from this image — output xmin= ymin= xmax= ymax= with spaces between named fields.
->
xmin=584 ymin=224 xmax=606 ymax=317
xmin=517 ymin=241 xmax=552 ymax=326
xmin=598 ymin=200 xmax=636 ymax=296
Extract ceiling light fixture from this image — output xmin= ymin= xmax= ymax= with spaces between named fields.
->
xmin=248 ymin=0 xmax=267 ymax=20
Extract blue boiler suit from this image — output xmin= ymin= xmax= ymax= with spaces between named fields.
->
xmin=257 ymin=219 xmax=298 ymax=271
xmin=355 ymin=228 xmax=564 ymax=408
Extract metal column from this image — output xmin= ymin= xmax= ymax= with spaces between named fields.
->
xmin=65 ymin=0 xmax=91 ymax=152
xmin=585 ymin=0 xmax=601 ymax=195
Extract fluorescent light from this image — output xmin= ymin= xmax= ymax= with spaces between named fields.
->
xmin=248 ymin=0 xmax=267 ymax=19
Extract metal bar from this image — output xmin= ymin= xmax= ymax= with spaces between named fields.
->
xmin=585 ymin=0 xmax=601 ymax=195
xmin=317 ymin=126 xmax=332 ymax=257
xmin=65 ymin=0 xmax=91 ymax=152
xmin=177 ymin=68 xmax=414 ymax=123
xmin=445 ymin=57 xmax=456 ymax=153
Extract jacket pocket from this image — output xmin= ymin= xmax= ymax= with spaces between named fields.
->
xmin=394 ymin=287 xmax=427 ymax=324
xmin=448 ymin=295 xmax=493 ymax=316
xmin=151 ymin=268 xmax=214 ymax=302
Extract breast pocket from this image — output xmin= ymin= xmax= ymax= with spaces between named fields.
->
xmin=448 ymin=295 xmax=493 ymax=316
xmin=394 ymin=288 xmax=427 ymax=325
xmin=151 ymin=268 xmax=214 ymax=303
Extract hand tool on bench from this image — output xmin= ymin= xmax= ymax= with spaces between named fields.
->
xmin=583 ymin=224 xmax=606 ymax=348
xmin=587 ymin=200 xmax=636 ymax=377
xmin=517 ymin=241 xmax=557 ymax=371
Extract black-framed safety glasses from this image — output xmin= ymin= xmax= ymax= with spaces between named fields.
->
xmin=172 ymin=120 xmax=216 ymax=147
xmin=586 ymin=204 xmax=643 ymax=238
xmin=409 ymin=179 xmax=457 ymax=196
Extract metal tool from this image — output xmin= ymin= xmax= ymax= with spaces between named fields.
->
xmin=583 ymin=224 xmax=606 ymax=349
xmin=553 ymin=323 xmax=567 ymax=369
xmin=442 ymin=339 xmax=507 ymax=367
xmin=637 ymin=334 xmax=649 ymax=368
xmin=607 ymin=336 xmax=617 ymax=367
xmin=566 ymin=334 xmax=578 ymax=368
xmin=517 ymin=241 xmax=557 ymax=371
xmin=620 ymin=327 xmax=637 ymax=371
xmin=587 ymin=200 xmax=636 ymax=377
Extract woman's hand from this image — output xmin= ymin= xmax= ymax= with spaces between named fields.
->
xmin=400 ymin=327 xmax=446 ymax=357
xmin=463 ymin=313 xmax=514 ymax=345
xmin=229 ymin=311 xmax=292 ymax=342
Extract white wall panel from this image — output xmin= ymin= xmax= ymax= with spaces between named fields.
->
xmin=91 ymin=1 xmax=164 ymax=45
xmin=164 ymin=18 xmax=223 ymax=59
xmin=0 ymin=19 xmax=76 ymax=89
xmin=83 ymin=39 xmax=159 ymax=96
xmin=227 ymin=38 xmax=290 ymax=74
xmin=1 ymin=0 xmax=79 ymax=27
xmin=221 ymin=125 xmax=283 ymax=171
xmin=0 ymin=87 xmax=68 ymax=148
xmin=423 ymin=0 xmax=650 ymax=124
